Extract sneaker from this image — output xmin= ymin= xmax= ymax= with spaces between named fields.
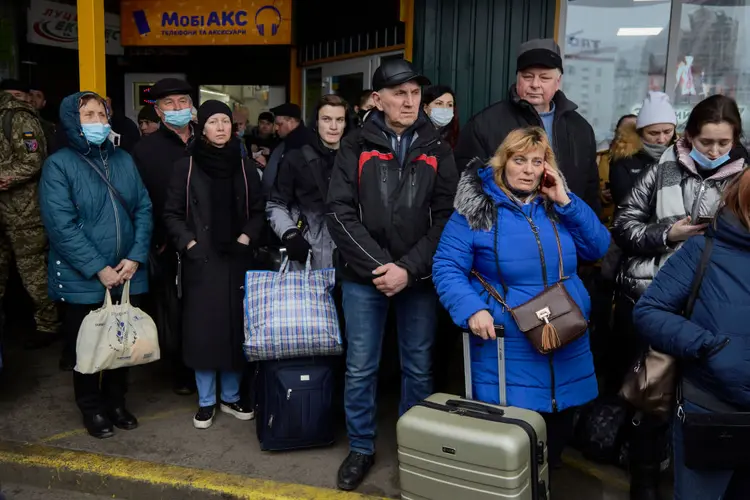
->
xmin=219 ymin=400 xmax=254 ymax=421
xmin=193 ymin=406 xmax=215 ymax=429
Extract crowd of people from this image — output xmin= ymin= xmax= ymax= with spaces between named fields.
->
xmin=0 ymin=35 xmax=749 ymax=499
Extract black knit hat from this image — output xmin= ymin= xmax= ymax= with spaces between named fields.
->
xmin=197 ymin=100 xmax=233 ymax=127
xmin=0 ymin=79 xmax=30 ymax=93
xmin=270 ymin=103 xmax=301 ymax=120
xmin=137 ymin=105 xmax=160 ymax=123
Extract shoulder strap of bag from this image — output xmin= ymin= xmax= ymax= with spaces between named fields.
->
xmin=76 ymin=152 xmax=134 ymax=221
xmin=684 ymin=235 xmax=714 ymax=318
xmin=550 ymin=221 xmax=565 ymax=282
xmin=2 ymin=109 xmax=18 ymax=143
xmin=301 ymin=144 xmax=329 ymax=200
xmin=186 ymin=156 xmax=193 ymax=218
xmin=471 ymin=269 xmax=509 ymax=311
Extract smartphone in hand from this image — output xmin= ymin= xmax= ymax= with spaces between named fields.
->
xmin=542 ymin=172 xmax=555 ymax=188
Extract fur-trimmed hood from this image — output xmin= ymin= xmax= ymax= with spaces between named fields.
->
xmin=610 ymin=123 xmax=643 ymax=161
xmin=454 ymin=161 xmax=570 ymax=231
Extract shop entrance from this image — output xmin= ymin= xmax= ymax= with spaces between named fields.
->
xmin=302 ymin=50 xmax=404 ymax=122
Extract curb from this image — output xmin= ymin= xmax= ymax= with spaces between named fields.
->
xmin=0 ymin=440 xmax=383 ymax=500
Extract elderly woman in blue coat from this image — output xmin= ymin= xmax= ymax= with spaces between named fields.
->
xmin=433 ymin=127 xmax=610 ymax=467
xmin=39 ymin=92 xmax=153 ymax=440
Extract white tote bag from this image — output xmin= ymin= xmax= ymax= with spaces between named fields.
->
xmin=75 ymin=281 xmax=161 ymax=374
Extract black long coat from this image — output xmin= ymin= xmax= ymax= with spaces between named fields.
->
xmin=163 ymin=157 xmax=265 ymax=371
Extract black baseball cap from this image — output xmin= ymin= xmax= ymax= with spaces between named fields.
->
xmin=372 ymin=60 xmax=431 ymax=91
xmin=516 ymin=39 xmax=564 ymax=74
xmin=258 ymin=111 xmax=274 ymax=123
xmin=150 ymin=78 xmax=192 ymax=100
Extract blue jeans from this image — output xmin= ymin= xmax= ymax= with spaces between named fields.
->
xmin=674 ymin=400 xmax=750 ymax=499
xmin=341 ymin=280 xmax=437 ymax=455
xmin=194 ymin=370 xmax=243 ymax=408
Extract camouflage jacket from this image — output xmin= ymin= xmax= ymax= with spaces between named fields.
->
xmin=0 ymin=92 xmax=47 ymax=229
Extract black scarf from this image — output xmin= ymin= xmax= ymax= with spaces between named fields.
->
xmin=192 ymin=135 xmax=243 ymax=255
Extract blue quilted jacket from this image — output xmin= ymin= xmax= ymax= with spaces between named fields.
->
xmin=39 ymin=92 xmax=153 ymax=304
xmin=433 ymin=166 xmax=610 ymax=412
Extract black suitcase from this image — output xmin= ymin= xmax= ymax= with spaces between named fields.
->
xmin=255 ymin=356 xmax=336 ymax=451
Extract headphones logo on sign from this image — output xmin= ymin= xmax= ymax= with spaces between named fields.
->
xmin=254 ymin=5 xmax=282 ymax=36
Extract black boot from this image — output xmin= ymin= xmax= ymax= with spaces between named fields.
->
xmin=83 ymin=414 xmax=115 ymax=439
xmin=108 ymin=407 xmax=138 ymax=430
xmin=336 ymin=452 xmax=374 ymax=491
xmin=629 ymin=463 xmax=661 ymax=500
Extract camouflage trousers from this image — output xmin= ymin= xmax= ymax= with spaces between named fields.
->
xmin=0 ymin=226 xmax=60 ymax=333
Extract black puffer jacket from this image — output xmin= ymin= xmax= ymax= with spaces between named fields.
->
xmin=326 ymin=111 xmax=458 ymax=285
xmin=455 ymin=85 xmax=600 ymax=215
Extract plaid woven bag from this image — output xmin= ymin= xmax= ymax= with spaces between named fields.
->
xmin=243 ymin=253 xmax=343 ymax=361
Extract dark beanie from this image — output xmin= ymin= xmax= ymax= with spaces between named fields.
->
xmin=137 ymin=105 xmax=160 ymax=123
xmin=198 ymin=100 xmax=233 ymax=128
xmin=0 ymin=79 xmax=30 ymax=93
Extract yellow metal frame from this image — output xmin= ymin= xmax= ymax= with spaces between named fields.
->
xmin=400 ymin=0 xmax=415 ymax=61
xmin=289 ymin=47 xmax=302 ymax=105
xmin=77 ymin=0 xmax=107 ymax=96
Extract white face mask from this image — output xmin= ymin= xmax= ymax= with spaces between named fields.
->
xmin=430 ymin=107 xmax=454 ymax=127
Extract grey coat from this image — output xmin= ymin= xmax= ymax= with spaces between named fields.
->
xmin=266 ymin=143 xmax=337 ymax=271
xmin=612 ymin=139 xmax=745 ymax=302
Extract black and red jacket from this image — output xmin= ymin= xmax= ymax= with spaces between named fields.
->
xmin=326 ymin=111 xmax=458 ymax=285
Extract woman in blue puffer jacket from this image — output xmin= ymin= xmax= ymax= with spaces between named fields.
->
xmin=39 ymin=91 xmax=153 ymax=439
xmin=633 ymin=168 xmax=750 ymax=500
xmin=433 ymin=127 xmax=610 ymax=466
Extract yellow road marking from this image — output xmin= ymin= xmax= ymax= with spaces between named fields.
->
xmin=0 ymin=441 xmax=382 ymax=500
xmin=37 ymin=406 xmax=194 ymax=443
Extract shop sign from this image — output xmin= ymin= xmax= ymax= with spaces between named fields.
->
xmin=120 ymin=1 xmax=291 ymax=46
xmin=27 ymin=0 xmax=123 ymax=55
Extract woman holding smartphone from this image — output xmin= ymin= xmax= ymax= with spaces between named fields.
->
xmin=612 ymin=94 xmax=746 ymax=499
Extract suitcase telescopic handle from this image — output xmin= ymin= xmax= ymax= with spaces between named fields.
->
xmin=445 ymin=399 xmax=505 ymax=416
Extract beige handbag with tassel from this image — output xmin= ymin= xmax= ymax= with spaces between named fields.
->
xmin=471 ymin=223 xmax=588 ymax=354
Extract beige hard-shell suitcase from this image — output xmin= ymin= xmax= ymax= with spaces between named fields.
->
xmin=397 ymin=330 xmax=550 ymax=499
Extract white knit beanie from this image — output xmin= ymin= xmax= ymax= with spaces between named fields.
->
xmin=636 ymin=91 xmax=677 ymax=129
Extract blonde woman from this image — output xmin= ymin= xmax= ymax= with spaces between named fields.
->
xmin=433 ymin=126 xmax=610 ymax=467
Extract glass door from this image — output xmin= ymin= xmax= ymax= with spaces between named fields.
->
xmin=302 ymin=50 xmax=404 ymax=122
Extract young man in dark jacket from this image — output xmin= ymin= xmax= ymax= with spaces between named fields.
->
xmin=327 ymin=59 xmax=458 ymax=491
xmin=455 ymin=38 xmax=601 ymax=215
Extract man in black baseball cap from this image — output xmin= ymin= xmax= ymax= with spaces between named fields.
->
xmin=455 ymin=38 xmax=600 ymax=215
xmin=327 ymin=58 xmax=457 ymax=492
xmin=261 ymin=102 xmax=315 ymax=194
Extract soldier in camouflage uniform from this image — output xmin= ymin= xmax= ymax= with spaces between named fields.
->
xmin=0 ymin=81 xmax=60 ymax=348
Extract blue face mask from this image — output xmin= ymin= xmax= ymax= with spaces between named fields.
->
xmin=162 ymin=108 xmax=193 ymax=128
xmin=689 ymin=148 xmax=731 ymax=170
xmin=81 ymin=123 xmax=112 ymax=145
xmin=430 ymin=108 xmax=454 ymax=127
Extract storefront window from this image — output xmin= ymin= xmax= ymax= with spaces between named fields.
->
xmin=562 ymin=0 xmax=672 ymax=145
xmin=563 ymin=0 xmax=750 ymax=147
xmin=668 ymin=1 xmax=750 ymax=143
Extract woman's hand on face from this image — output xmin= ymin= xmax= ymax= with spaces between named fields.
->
xmin=540 ymin=164 xmax=571 ymax=206
xmin=468 ymin=310 xmax=496 ymax=340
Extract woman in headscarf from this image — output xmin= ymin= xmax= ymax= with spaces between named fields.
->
xmin=163 ymin=100 xmax=266 ymax=430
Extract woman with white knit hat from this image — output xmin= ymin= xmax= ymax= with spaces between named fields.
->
xmin=609 ymin=91 xmax=677 ymax=207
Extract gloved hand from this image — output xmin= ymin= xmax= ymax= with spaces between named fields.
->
xmin=283 ymin=229 xmax=311 ymax=263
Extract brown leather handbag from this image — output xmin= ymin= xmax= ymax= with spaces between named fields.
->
xmin=618 ymin=235 xmax=715 ymax=417
xmin=473 ymin=219 xmax=588 ymax=354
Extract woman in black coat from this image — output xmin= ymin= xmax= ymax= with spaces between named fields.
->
xmin=163 ymin=100 xmax=265 ymax=429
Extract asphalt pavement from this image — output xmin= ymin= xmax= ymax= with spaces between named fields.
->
xmin=0 ymin=336 xmax=659 ymax=499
